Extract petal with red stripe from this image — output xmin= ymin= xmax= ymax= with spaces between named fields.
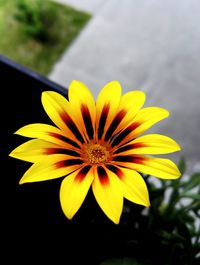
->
xmin=68 ymin=80 xmax=96 ymax=141
xmin=114 ymin=134 xmax=181 ymax=155
xmin=60 ymin=165 xmax=94 ymax=220
xmin=96 ymin=81 xmax=122 ymax=141
xmin=42 ymin=91 xmax=86 ymax=144
xmin=9 ymin=139 xmax=81 ymax=163
xmin=92 ymin=165 xmax=123 ymax=224
xmin=106 ymin=164 xmax=150 ymax=207
xmin=113 ymin=155 xmax=181 ymax=179
xmin=111 ymin=107 xmax=169 ymax=147
xmin=19 ymin=154 xmax=83 ymax=184
xmin=104 ymin=91 xmax=145 ymax=142
xmin=15 ymin=123 xmax=81 ymax=149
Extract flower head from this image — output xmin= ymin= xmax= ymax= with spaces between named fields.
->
xmin=10 ymin=80 xmax=181 ymax=224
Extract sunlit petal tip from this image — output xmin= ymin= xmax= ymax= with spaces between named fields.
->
xmin=68 ymin=79 xmax=95 ymax=106
xmin=146 ymin=200 xmax=151 ymax=207
xmin=156 ymin=108 xmax=170 ymax=119
xmin=134 ymin=90 xmax=146 ymax=98
xmin=14 ymin=128 xmax=23 ymax=135
xmin=109 ymin=80 xmax=121 ymax=85
xmin=41 ymin=91 xmax=52 ymax=103
xmin=41 ymin=90 xmax=51 ymax=97
xmin=19 ymin=175 xmax=30 ymax=184
xmin=174 ymin=167 xmax=182 ymax=179
xmin=19 ymin=178 xmax=25 ymax=185
xmin=70 ymin=79 xmax=83 ymax=86
xmin=8 ymin=150 xmax=22 ymax=160
xmin=139 ymin=91 xmax=146 ymax=102
xmin=69 ymin=80 xmax=90 ymax=93
xmin=105 ymin=212 xmax=121 ymax=225
xmin=131 ymin=90 xmax=146 ymax=107
xmin=8 ymin=150 xmax=14 ymax=157
xmin=106 ymin=80 xmax=122 ymax=90
xmin=155 ymin=107 xmax=170 ymax=117
xmin=165 ymin=109 xmax=170 ymax=117
xmin=113 ymin=217 xmax=120 ymax=225
xmin=14 ymin=124 xmax=36 ymax=136
xmin=98 ymin=81 xmax=122 ymax=96
xmin=175 ymin=142 xmax=181 ymax=151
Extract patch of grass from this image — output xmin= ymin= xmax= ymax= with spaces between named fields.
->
xmin=0 ymin=0 xmax=91 ymax=75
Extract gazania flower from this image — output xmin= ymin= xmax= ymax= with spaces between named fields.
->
xmin=10 ymin=80 xmax=181 ymax=224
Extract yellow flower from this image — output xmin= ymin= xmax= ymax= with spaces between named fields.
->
xmin=9 ymin=80 xmax=181 ymax=224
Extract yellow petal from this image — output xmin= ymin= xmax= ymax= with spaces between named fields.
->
xmin=131 ymin=107 xmax=170 ymax=137
xmin=15 ymin=123 xmax=80 ymax=149
xmin=106 ymin=164 xmax=150 ymax=207
xmin=42 ymin=91 xmax=86 ymax=144
xmin=60 ymin=165 xmax=94 ymax=220
xmin=104 ymin=91 xmax=146 ymax=142
xmin=19 ymin=154 xmax=83 ymax=184
xmin=111 ymin=107 xmax=169 ymax=147
xmin=41 ymin=91 xmax=80 ymax=142
xmin=9 ymin=139 xmax=80 ymax=163
xmin=41 ymin=91 xmax=69 ymax=132
xmin=96 ymin=81 xmax=122 ymax=140
xmin=113 ymin=155 xmax=181 ymax=179
xmin=68 ymin=80 xmax=96 ymax=141
xmin=114 ymin=134 xmax=181 ymax=155
xmin=137 ymin=157 xmax=181 ymax=179
xmin=9 ymin=139 xmax=57 ymax=163
xmin=92 ymin=165 xmax=123 ymax=224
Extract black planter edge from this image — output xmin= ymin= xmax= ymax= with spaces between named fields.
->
xmin=0 ymin=54 xmax=67 ymax=94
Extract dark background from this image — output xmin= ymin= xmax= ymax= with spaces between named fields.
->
xmin=1 ymin=56 xmax=198 ymax=265
xmin=1 ymin=55 xmax=139 ymax=264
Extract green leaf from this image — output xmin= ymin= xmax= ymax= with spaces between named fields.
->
xmin=181 ymin=194 xmax=200 ymax=200
xmin=181 ymin=173 xmax=200 ymax=192
xmin=178 ymin=157 xmax=186 ymax=175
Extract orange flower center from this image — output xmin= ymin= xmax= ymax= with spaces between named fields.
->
xmin=84 ymin=144 xmax=110 ymax=164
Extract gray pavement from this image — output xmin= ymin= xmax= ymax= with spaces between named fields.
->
xmin=53 ymin=0 xmax=105 ymax=14
xmin=49 ymin=0 xmax=200 ymax=174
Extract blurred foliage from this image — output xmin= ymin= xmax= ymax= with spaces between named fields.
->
xmin=0 ymin=0 xmax=91 ymax=75
xmin=14 ymin=0 xmax=56 ymax=42
xmin=100 ymin=158 xmax=200 ymax=265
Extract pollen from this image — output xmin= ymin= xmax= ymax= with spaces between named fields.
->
xmin=84 ymin=144 xmax=110 ymax=164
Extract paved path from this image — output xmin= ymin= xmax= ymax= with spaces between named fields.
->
xmin=49 ymin=0 xmax=200 ymax=173
xmin=53 ymin=0 xmax=106 ymax=14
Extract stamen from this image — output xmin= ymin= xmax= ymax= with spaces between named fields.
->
xmin=84 ymin=144 xmax=110 ymax=164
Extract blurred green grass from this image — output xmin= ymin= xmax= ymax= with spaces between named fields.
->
xmin=0 ymin=0 xmax=91 ymax=75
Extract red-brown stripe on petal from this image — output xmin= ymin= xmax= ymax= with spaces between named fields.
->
xmin=60 ymin=112 xmax=85 ymax=143
xmin=114 ymin=142 xmax=146 ymax=154
xmin=48 ymin=132 xmax=80 ymax=149
xmin=75 ymin=165 xmax=91 ymax=182
xmin=97 ymin=166 xmax=109 ymax=185
xmin=55 ymin=159 xmax=84 ymax=169
xmin=44 ymin=148 xmax=80 ymax=157
xmin=106 ymin=164 xmax=124 ymax=180
xmin=104 ymin=110 xmax=126 ymax=142
xmin=81 ymin=104 xmax=94 ymax=140
xmin=111 ymin=122 xmax=141 ymax=147
xmin=113 ymin=155 xmax=146 ymax=164
xmin=98 ymin=104 xmax=110 ymax=139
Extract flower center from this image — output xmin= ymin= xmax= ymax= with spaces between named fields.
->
xmin=84 ymin=144 xmax=109 ymax=164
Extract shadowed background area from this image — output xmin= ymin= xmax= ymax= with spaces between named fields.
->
xmin=0 ymin=57 xmax=142 ymax=265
